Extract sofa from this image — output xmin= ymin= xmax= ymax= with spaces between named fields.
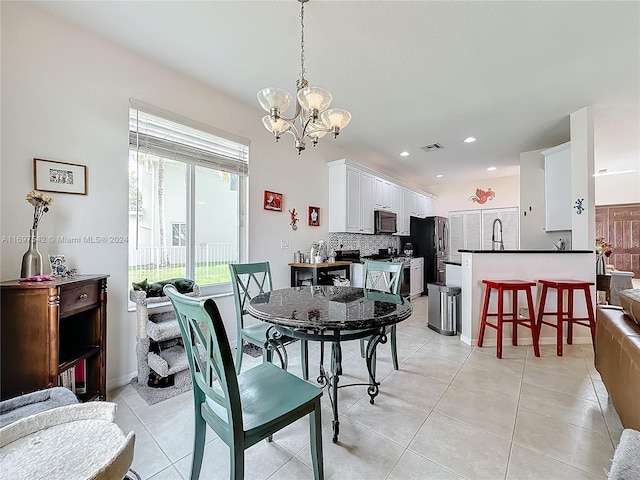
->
xmin=595 ymin=289 xmax=640 ymax=430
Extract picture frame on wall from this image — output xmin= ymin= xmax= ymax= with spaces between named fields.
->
xmin=263 ymin=190 xmax=283 ymax=211
xmin=308 ymin=206 xmax=320 ymax=226
xmin=34 ymin=158 xmax=87 ymax=195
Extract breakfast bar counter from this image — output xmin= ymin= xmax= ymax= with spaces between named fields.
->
xmin=458 ymin=250 xmax=595 ymax=348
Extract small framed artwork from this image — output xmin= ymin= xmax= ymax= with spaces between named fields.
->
xmin=48 ymin=254 xmax=68 ymax=277
xmin=263 ymin=190 xmax=283 ymax=211
xmin=308 ymin=206 xmax=320 ymax=226
xmin=34 ymin=158 xmax=87 ymax=195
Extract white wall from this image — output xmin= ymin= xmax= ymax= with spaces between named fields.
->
xmin=427 ymin=175 xmax=520 ymax=218
xmin=0 ymin=2 xmax=369 ymax=388
xmin=519 ymin=148 xmax=572 ymax=250
xmin=595 ymin=172 xmax=640 ymax=205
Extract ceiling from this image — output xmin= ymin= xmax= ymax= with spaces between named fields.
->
xmin=31 ymin=1 xmax=639 ymax=188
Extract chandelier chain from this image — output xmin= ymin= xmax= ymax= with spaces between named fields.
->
xmin=299 ymin=1 xmax=306 ymax=83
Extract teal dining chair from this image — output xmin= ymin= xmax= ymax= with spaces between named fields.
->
xmin=229 ymin=262 xmax=309 ymax=379
xmin=163 ymin=285 xmax=324 ymax=480
xmin=359 ymin=260 xmax=403 ymax=375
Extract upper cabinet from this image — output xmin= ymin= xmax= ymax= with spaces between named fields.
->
xmin=329 ymin=160 xmax=374 ymax=233
xmin=542 ymin=142 xmax=572 ymax=232
xmin=328 ymin=159 xmax=434 ymax=235
xmin=374 ymin=177 xmax=394 ymax=211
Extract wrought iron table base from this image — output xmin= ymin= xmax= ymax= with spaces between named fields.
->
xmin=267 ymin=326 xmax=387 ymax=443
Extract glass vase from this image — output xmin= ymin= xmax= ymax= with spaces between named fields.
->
xmin=20 ymin=228 xmax=43 ymax=278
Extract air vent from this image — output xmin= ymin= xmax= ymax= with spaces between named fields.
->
xmin=420 ymin=143 xmax=444 ymax=152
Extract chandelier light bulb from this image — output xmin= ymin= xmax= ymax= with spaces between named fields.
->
xmin=320 ymin=108 xmax=352 ymax=130
xmin=257 ymin=88 xmax=292 ymax=114
xmin=262 ymin=116 xmax=291 ymax=137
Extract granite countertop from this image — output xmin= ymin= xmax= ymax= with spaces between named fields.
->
xmin=458 ymin=250 xmax=593 ymax=254
xmin=445 ymin=261 xmax=462 ymax=266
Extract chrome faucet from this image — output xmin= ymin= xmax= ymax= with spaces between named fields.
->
xmin=492 ymin=218 xmax=504 ymax=251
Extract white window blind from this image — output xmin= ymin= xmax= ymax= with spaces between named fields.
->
xmin=129 ymin=101 xmax=249 ymax=176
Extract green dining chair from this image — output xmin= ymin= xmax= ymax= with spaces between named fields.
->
xmin=229 ymin=262 xmax=309 ymax=379
xmin=163 ymin=285 xmax=324 ymax=480
xmin=359 ymin=260 xmax=403 ymax=375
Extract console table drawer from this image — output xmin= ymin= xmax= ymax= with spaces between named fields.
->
xmin=59 ymin=283 xmax=100 ymax=316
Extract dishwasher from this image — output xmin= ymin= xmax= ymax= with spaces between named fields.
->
xmin=427 ymin=283 xmax=461 ymax=335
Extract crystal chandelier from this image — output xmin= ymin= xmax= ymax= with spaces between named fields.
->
xmin=257 ymin=0 xmax=351 ymax=155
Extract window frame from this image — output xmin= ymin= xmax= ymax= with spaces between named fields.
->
xmin=128 ymin=100 xmax=249 ymax=300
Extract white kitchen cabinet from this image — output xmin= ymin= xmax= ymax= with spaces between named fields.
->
xmin=328 ymin=160 xmax=374 ymax=233
xmin=542 ymin=141 xmax=572 ymax=231
xmin=410 ymin=257 xmax=424 ymax=297
xmin=393 ymin=185 xmax=409 ymax=236
xmin=374 ymin=177 xmax=393 ymax=211
xmin=328 ymin=158 xmax=433 ymax=234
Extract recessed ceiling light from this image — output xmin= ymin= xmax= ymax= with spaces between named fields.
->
xmin=464 ymin=137 xmax=476 ymax=143
xmin=487 ymin=166 xmax=497 ymax=171
xmin=435 ymin=174 xmax=444 ymax=178
xmin=400 ymin=151 xmax=409 ymax=157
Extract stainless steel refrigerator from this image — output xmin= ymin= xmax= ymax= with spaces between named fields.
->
xmin=403 ymin=216 xmax=449 ymax=291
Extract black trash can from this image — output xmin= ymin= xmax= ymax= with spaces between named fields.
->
xmin=426 ymin=283 xmax=461 ymax=336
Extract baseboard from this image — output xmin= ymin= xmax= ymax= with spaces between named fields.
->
xmin=107 ymin=371 xmax=138 ymax=392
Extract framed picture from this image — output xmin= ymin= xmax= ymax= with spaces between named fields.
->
xmin=308 ymin=206 xmax=320 ymax=226
xmin=48 ymin=254 xmax=68 ymax=277
xmin=263 ymin=190 xmax=283 ymax=211
xmin=34 ymin=158 xmax=87 ymax=195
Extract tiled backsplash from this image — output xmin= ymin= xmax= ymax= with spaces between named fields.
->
xmin=328 ymin=233 xmax=400 ymax=257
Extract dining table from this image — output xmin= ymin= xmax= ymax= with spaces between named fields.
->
xmin=247 ymin=285 xmax=413 ymax=443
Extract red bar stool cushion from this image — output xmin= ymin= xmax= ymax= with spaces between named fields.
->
xmin=478 ymin=279 xmax=540 ymax=359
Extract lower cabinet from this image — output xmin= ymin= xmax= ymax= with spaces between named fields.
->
xmin=1 ymin=275 xmax=108 ymax=401
xmin=410 ymin=257 xmax=424 ymax=297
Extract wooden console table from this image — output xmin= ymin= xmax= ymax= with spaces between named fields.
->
xmin=1 ymin=274 xmax=108 ymax=401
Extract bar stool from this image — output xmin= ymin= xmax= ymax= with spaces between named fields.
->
xmin=478 ymin=280 xmax=540 ymax=359
xmin=536 ymin=279 xmax=596 ymax=356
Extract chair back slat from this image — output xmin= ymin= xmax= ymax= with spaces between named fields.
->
xmin=164 ymin=285 xmax=243 ymax=431
xmin=229 ymin=262 xmax=273 ymax=327
xmin=363 ymin=260 xmax=403 ymax=294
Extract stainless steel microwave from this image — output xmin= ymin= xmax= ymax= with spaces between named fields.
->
xmin=374 ymin=210 xmax=397 ymax=234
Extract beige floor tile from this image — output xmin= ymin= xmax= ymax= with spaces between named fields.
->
xmin=296 ymin=415 xmax=405 ymax=480
xmin=387 ymin=450 xmax=464 ymax=480
xmin=145 ymin=404 xmax=217 ymax=463
xmin=108 ymin=383 xmax=138 ymax=402
xmin=507 ymin=444 xmax=605 ymax=479
xmin=599 ymin=399 xmax=624 ymax=446
xmin=465 ymin=348 xmax=526 ymax=377
xmin=124 ymin=389 xmax=193 ymax=425
xmin=147 ymin=465 xmax=185 ymax=480
xmin=343 ymin=387 xmax=432 ymax=447
xmin=452 ymin=364 xmax=523 ymax=403
xmin=128 ymin=427 xmax=172 ymax=480
xmin=422 ymin=337 xmax=474 ymax=364
xmin=267 ymin=457 xmax=315 ymax=480
xmin=434 ymin=384 xmax=518 ymax=441
xmin=519 ymin=382 xmax=607 ymax=434
xmin=375 ymin=368 xmax=449 ymax=410
xmin=174 ymin=436 xmax=294 ymax=480
xmin=401 ymin=348 xmax=463 ymax=384
xmin=513 ymin=407 xmax=614 ymax=477
xmin=409 ymin=411 xmax=511 ymax=480
xmin=522 ymin=361 xmax=598 ymax=402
